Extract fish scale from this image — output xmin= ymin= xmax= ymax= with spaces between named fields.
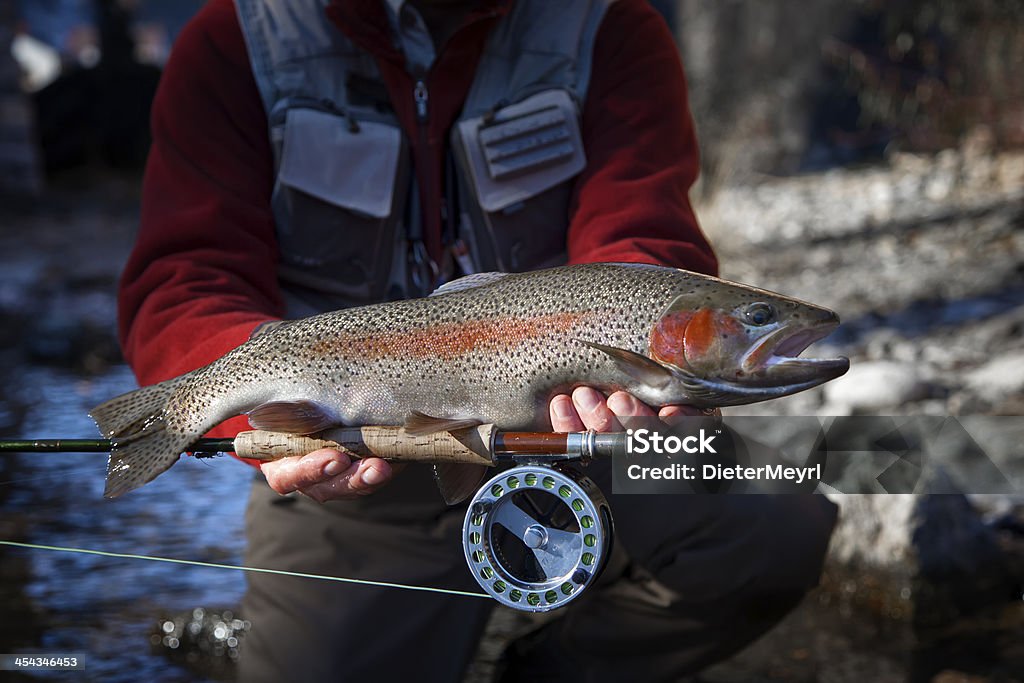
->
xmin=90 ymin=263 xmax=849 ymax=498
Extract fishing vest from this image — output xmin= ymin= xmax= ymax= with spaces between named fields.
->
xmin=235 ymin=0 xmax=614 ymax=317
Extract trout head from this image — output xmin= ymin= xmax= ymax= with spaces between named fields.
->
xmin=647 ymin=282 xmax=849 ymax=405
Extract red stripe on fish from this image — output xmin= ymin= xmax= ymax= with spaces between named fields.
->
xmin=314 ymin=312 xmax=595 ymax=360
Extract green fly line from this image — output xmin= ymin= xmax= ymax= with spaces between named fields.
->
xmin=0 ymin=540 xmax=489 ymax=600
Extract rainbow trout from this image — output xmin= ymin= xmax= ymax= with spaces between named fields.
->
xmin=92 ymin=263 xmax=849 ymax=498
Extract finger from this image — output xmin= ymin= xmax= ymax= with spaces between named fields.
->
xmin=549 ymin=393 xmax=586 ymax=432
xmin=260 ymin=448 xmax=353 ymax=495
xmin=298 ymin=458 xmax=362 ymax=503
xmin=606 ymin=391 xmax=657 ymax=418
xmin=571 ymin=386 xmax=622 ymax=433
xmin=659 ymin=405 xmax=702 ymax=418
xmin=301 ymin=458 xmax=398 ymax=502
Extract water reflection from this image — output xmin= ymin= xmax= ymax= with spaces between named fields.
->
xmin=3 ymin=363 xmax=252 ymax=681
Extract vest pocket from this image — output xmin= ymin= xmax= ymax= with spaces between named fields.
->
xmin=454 ymin=89 xmax=586 ymax=271
xmin=272 ymin=108 xmax=406 ymax=305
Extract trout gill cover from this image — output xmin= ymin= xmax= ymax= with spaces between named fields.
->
xmin=91 ymin=263 xmax=849 ymax=498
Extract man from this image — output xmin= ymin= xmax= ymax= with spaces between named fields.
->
xmin=119 ymin=0 xmax=837 ymax=680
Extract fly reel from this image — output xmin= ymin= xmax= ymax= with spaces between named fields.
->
xmin=462 ymin=464 xmax=613 ymax=612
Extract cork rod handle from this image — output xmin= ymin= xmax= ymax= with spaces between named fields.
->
xmin=233 ymin=425 xmax=496 ymax=466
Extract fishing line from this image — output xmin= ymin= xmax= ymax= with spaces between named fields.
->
xmin=0 ymin=540 xmax=490 ymax=600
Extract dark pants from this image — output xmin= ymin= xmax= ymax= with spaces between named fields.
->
xmin=238 ymin=462 xmax=837 ymax=683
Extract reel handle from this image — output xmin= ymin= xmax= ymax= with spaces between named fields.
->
xmin=232 ymin=426 xmax=496 ymax=466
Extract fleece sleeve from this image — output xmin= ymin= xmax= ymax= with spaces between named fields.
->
xmin=568 ymin=0 xmax=718 ymax=275
xmin=117 ymin=0 xmax=282 ymax=436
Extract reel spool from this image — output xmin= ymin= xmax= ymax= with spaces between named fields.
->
xmin=462 ymin=465 xmax=613 ymax=612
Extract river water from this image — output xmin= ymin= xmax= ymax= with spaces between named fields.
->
xmin=3 ymin=363 xmax=256 ymax=683
xmin=0 ymin=186 xmax=256 ymax=681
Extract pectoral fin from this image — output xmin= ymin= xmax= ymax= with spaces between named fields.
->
xmin=404 ymin=411 xmax=482 ymax=437
xmin=434 ymin=463 xmax=488 ymax=505
xmin=579 ymin=340 xmax=674 ymax=391
xmin=247 ymin=400 xmax=336 ymax=434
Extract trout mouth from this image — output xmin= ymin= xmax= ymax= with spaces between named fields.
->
xmin=739 ymin=320 xmax=849 ymax=384
xmin=673 ymin=318 xmax=849 ymax=407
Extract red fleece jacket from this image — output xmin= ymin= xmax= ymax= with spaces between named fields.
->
xmin=118 ymin=0 xmax=717 ymax=437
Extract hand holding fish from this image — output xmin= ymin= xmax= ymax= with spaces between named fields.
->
xmin=263 ymin=387 xmax=703 ymax=502
xmin=549 ymin=387 xmax=708 ymax=432
xmin=259 ymin=449 xmax=396 ymax=502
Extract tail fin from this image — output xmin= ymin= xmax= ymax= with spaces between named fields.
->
xmin=89 ymin=376 xmax=194 ymax=498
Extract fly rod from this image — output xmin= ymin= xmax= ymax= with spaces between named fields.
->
xmin=0 ymin=426 xmax=624 ymax=464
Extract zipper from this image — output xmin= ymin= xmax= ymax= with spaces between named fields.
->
xmin=409 ymin=77 xmax=438 ymax=292
xmin=413 ymin=79 xmax=429 ymax=122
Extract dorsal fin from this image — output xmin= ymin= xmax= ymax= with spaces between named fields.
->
xmin=429 ymin=272 xmax=509 ymax=297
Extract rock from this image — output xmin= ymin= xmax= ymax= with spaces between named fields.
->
xmin=827 ymin=495 xmax=918 ymax=571
xmin=821 ymin=415 xmax=1023 ymax=620
xmin=826 ymin=479 xmax=1016 ymax=624
xmin=966 ymin=350 xmax=1024 ymax=404
xmin=823 ymin=361 xmax=933 ymax=413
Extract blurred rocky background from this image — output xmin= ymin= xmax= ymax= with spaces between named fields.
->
xmin=1 ymin=1 xmax=1022 ymax=682
xmin=671 ymin=2 xmax=1024 ymax=682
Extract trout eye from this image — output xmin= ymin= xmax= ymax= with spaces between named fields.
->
xmin=744 ymin=302 xmax=775 ymax=326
